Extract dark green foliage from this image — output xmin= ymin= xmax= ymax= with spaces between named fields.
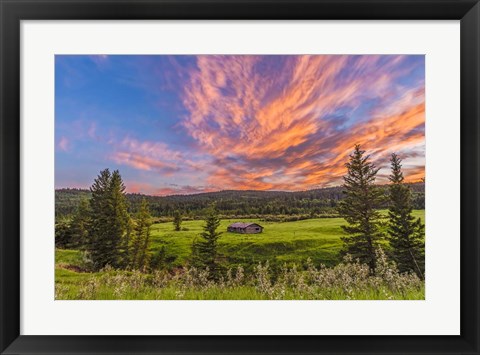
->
xmin=55 ymin=218 xmax=73 ymax=249
xmin=55 ymin=188 xmax=91 ymax=216
xmin=337 ymin=145 xmax=384 ymax=273
xmin=56 ymin=183 xmax=424 ymax=218
xmin=150 ymin=246 xmax=177 ymax=270
xmin=387 ymin=154 xmax=425 ymax=278
xmin=69 ymin=198 xmax=91 ymax=249
xmin=191 ymin=204 xmax=223 ymax=279
xmin=110 ymin=170 xmax=131 ymax=268
xmin=152 ymin=245 xmax=167 ymax=270
xmin=88 ymin=169 xmax=130 ymax=270
xmin=130 ymin=198 xmax=152 ymax=271
xmin=173 ymin=210 xmax=182 ymax=231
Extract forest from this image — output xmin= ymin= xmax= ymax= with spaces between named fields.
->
xmin=55 ymin=145 xmax=425 ymax=300
xmin=55 ymin=182 xmax=425 ymax=219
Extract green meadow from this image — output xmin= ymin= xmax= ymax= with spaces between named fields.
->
xmin=55 ymin=211 xmax=425 ymax=300
xmin=146 ymin=210 xmax=424 ymax=267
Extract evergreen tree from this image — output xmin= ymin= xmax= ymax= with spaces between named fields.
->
xmin=387 ymin=153 xmax=425 ymax=278
xmin=173 ymin=210 xmax=182 ymax=231
xmin=109 ymin=170 xmax=131 ymax=267
xmin=337 ymin=145 xmax=384 ymax=273
xmin=89 ymin=169 xmax=130 ymax=270
xmin=55 ymin=217 xmax=73 ymax=249
xmin=191 ymin=204 xmax=222 ymax=279
xmin=122 ymin=216 xmax=135 ymax=268
xmin=151 ymin=245 xmax=173 ymax=270
xmin=130 ymin=198 xmax=152 ymax=271
xmin=70 ymin=198 xmax=91 ymax=249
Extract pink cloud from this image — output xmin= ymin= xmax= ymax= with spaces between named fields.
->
xmin=126 ymin=181 xmax=217 ymax=196
xmin=88 ymin=122 xmax=97 ymax=139
xmin=57 ymin=136 xmax=70 ymax=152
xmin=108 ymin=137 xmax=211 ymax=176
xmin=111 ymin=152 xmax=178 ymax=173
xmin=178 ymin=55 xmax=424 ymax=191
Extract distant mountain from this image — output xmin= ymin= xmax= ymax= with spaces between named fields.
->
xmin=55 ymin=183 xmax=425 ymax=218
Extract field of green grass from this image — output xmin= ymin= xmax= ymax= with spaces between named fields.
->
xmin=57 ymin=210 xmax=425 ymax=270
xmin=55 ymin=211 xmax=425 ymax=300
xmin=148 ymin=209 xmax=425 ymax=268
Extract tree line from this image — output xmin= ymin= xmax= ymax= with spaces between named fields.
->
xmin=55 ymin=183 xmax=425 ymax=218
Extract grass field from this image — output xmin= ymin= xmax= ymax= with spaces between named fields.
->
xmin=147 ymin=209 xmax=425 ymax=268
xmin=55 ymin=211 xmax=425 ymax=300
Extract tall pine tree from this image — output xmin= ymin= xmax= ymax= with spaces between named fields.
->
xmin=191 ymin=204 xmax=222 ymax=279
xmin=70 ymin=198 xmax=91 ymax=250
xmin=109 ymin=170 xmax=131 ymax=268
xmin=89 ymin=169 xmax=130 ymax=270
xmin=387 ymin=153 xmax=425 ymax=278
xmin=337 ymin=145 xmax=384 ymax=273
xmin=130 ymin=198 xmax=152 ymax=271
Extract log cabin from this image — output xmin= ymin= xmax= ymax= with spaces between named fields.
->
xmin=227 ymin=222 xmax=264 ymax=234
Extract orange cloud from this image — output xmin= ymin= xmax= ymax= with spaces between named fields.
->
xmin=111 ymin=152 xmax=178 ymax=173
xmin=109 ymin=137 xmax=211 ymax=178
xmin=109 ymin=137 xmax=183 ymax=173
xmin=126 ymin=181 xmax=217 ymax=196
xmin=179 ymin=55 xmax=425 ymax=191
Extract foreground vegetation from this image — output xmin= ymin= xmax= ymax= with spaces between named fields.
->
xmin=56 ymin=250 xmax=424 ymax=300
xmin=55 ymin=211 xmax=424 ymax=300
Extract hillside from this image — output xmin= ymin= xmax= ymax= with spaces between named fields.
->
xmin=55 ymin=183 xmax=425 ymax=218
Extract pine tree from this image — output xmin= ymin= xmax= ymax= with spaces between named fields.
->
xmin=122 ymin=216 xmax=135 ymax=268
xmin=70 ymin=198 xmax=91 ymax=249
xmin=89 ymin=169 xmax=112 ymax=270
xmin=130 ymin=198 xmax=152 ymax=271
xmin=151 ymin=245 xmax=168 ymax=270
xmin=337 ymin=145 xmax=384 ymax=273
xmin=173 ymin=210 xmax=182 ymax=231
xmin=387 ymin=153 xmax=425 ymax=278
xmin=109 ymin=170 xmax=131 ymax=268
xmin=89 ymin=169 xmax=130 ymax=270
xmin=191 ymin=204 xmax=222 ymax=279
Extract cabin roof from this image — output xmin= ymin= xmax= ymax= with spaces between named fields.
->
xmin=228 ymin=222 xmax=262 ymax=229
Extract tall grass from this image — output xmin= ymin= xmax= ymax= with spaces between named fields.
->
xmin=55 ymin=249 xmax=424 ymax=300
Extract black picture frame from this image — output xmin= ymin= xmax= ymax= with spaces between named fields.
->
xmin=1 ymin=0 xmax=479 ymax=354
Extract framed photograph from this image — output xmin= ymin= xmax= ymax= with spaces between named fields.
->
xmin=1 ymin=0 xmax=479 ymax=354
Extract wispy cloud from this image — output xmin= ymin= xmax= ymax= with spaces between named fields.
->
xmin=56 ymin=55 xmax=425 ymax=194
xmin=179 ymin=55 xmax=425 ymax=190
xmin=89 ymin=55 xmax=109 ymax=68
xmin=57 ymin=136 xmax=70 ymax=152
xmin=110 ymin=137 xmax=182 ymax=174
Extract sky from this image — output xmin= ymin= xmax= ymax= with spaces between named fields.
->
xmin=55 ymin=55 xmax=425 ymax=196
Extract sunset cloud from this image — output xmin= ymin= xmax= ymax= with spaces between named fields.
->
xmin=110 ymin=137 xmax=182 ymax=174
xmin=56 ymin=55 xmax=425 ymax=195
xmin=126 ymin=181 xmax=217 ymax=196
xmin=179 ymin=55 xmax=425 ymax=191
